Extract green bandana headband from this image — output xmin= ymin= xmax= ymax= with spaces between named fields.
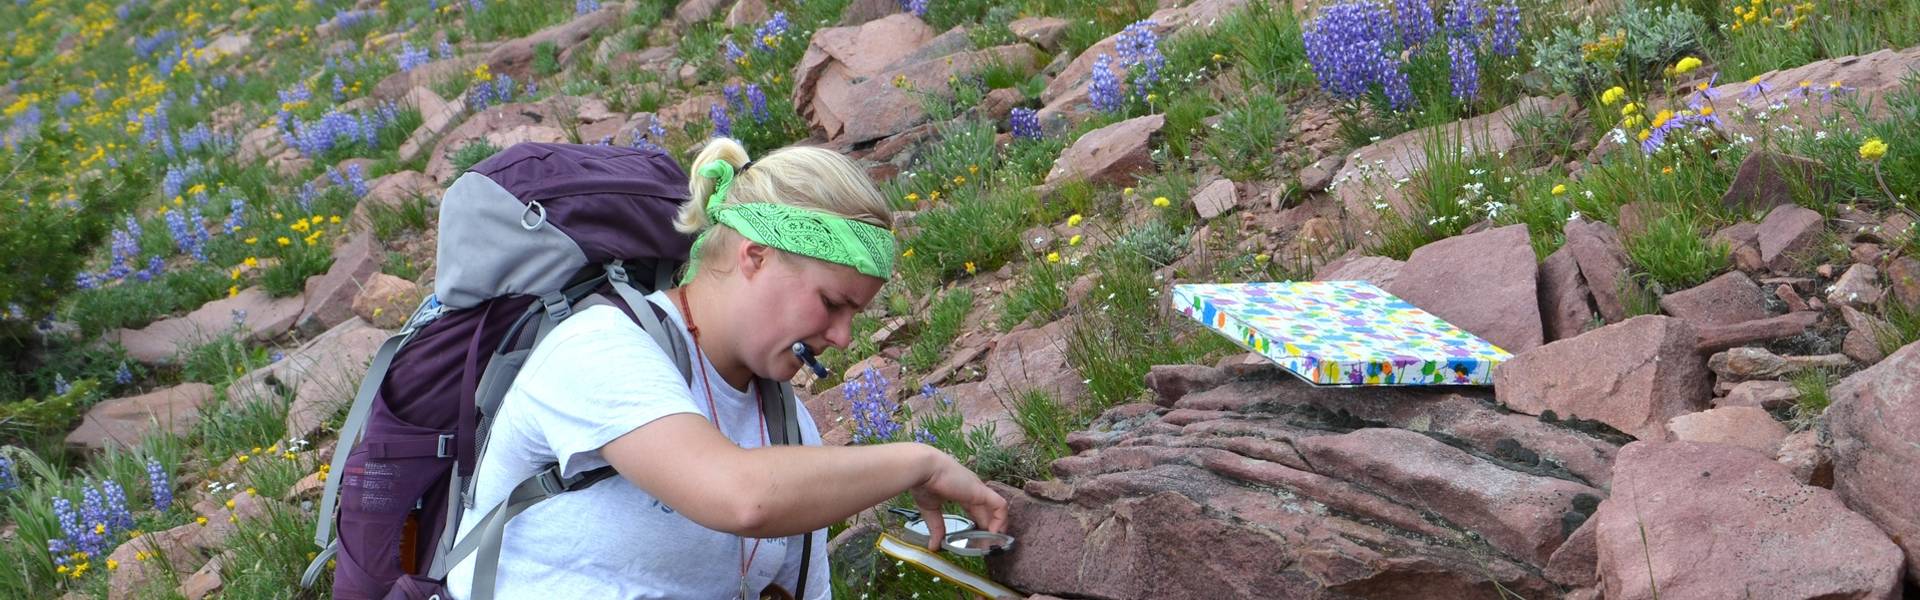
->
xmin=682 ymin=160 xmax=897 ymax=284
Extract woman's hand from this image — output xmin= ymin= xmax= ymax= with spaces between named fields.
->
xmin=908 ymin=445 xmax=1009 ymax=551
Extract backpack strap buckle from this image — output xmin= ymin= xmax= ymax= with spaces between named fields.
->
xmin=531 ymin=465 xmax=567 ymax=497
xmin=605 ymin=260 xmax=629 ymax=284
xmin=436 ymin=433 xmax=456 ymax=458
xmin=539 ymin=291 xmax=571 ymax=321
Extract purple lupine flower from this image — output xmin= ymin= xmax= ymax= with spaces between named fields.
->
xmin=75 ymin=272 xmax=99 ymax=290
xmin=225 ymin=197 xmax=246 ymax=233
xmin=1443 ymin=0 xmax=1486 ymax=39
xmin=101 ymin=479 xmax=135 ymax=532
xmin=1303 ymin=0 xmax=1411 ymax=110
xmin=575 ymin=0 xmax=601 ymax=15
xmin=1009 ymin=107 xmax=1042 ymax=140
xmin=51 ymin=497 xmax=83 ymax=560
xmin=53 ymin=374 xmax=71 ymax=396
xmin=1396 ymin=0 xmax=1438 ymax=48
xmin=1088 ymin=54 xmax=1123 ymax=113
xmin=142 ymin=255 xmax=165 ymax=281
xmin=147 ymin=459 xmax=171 ymax=511
xmin=724 ymin=39 xmax=746 ymax=65
xmin=115 ymin=362 xmax=133 ymax=385
xmin=846 ymin=368 xmax=902 ymax=444
xmin=1115 ymin=20 xmax=1166 ymax=97
xmin=270 ymin=350 xmax=286 ymax=363
xmin=346 ymin=163 xmax=369 ymax=197
xmin=398 ymin=42 xmax=432 ymax=72
xmin=1490 ymin=0 xmax=1520 ymax=57
xmin=752 ymin=12 xmax=790 ymax=52
xmin=231 ymin=309 xmax=248 ymax=326
xmin=1449 ymin=37 xmax=1478 ymax=101
xmin=898 ymin=0 xmax=928 ymax=17
xmin=77 ymin=484 xmax=108 ymax=556
xmin=723 ymin=83 xmax=744 ymax=113
xmin=744 ymin=84 xmax=769 ymax=123
xmin=332 ymin=75 xmax=348 ymax=102
xmin=439 ymin=39 xmax=456 ymax=61
xmin=914 ymin=428 xmax=936 ymax=444
xmin=710 ymin=103 xmax=732 ymax=137
xmin=166 ymin=209 xmax=196 ymax=257
xmin=0 ymin=455 xmax=16 ymax=492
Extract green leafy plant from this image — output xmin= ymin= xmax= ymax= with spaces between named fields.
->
xmin=1532 ymin=1 xmax=1708 ymax=95
xmin=1202 ymin=93 xmax=1289 ymax=182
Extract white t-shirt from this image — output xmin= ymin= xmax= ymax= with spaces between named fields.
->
xmin=445 ymin=291 xmax=830 ymax=599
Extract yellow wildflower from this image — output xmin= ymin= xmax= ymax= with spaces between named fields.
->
xmin=902 ymin=248 xmax=915 ymax=258
xmin=964 ymin=262 xmax=976 ymax=275
xmin=246 ymin=487 xmax=257 ymax=496
xmin=967 ymin=164 xmax=979 ymax=175
xmin=1600 ymin=86 xmax=1626 ymax=105
xmin=311 ymin=215 xmax=325 ymax=225
xmin=1069 ymin=234 xmax=1083 ymax=246
xmin=1152 ymin=196 xmax=1171 ymax=208
xmin=244 ymin=256 xmax=259 ymax=268
xmin=472 ymin=64 xmax=492 ymax=82
xmin=229 ymin=285 xmax=239 ymax=298
xmin=135 ymin=551 xmax=148 ymax=561
xmin=96 ymin=523 xmax=105 ymax=535
xmin=1067 ymin=214 xmax=1083 ymax=227
xmin=1651 ymin=109 xmax=1673 ymax=129
xmin=1661 ymin=166 xmax=1675 ymax=174
xmin=107 ymin=559 xmax=118 ymax=571
xmin=1859 ymin=137 xmax=1888 ymax=161
xmin=244 ymin=236 xmax=258 ymax=245
xmin=905 ymin=193 xmax=920 ymax=203
xmin=1122 ymin=187 xmax=1135 ymax=197
xmin=1620 ymin=102 xmax=1640 ymax=116
xmin=1671 ymin=56 xmax=1702 ymax=75
xmin=953 ymin=176 xmax=965 ymax=186
xmin=226 ymin=498 xmax=236 ymax=510
xmin=928 ymin=191 xmax=940 ymax=202
xmin=237 ymin=454 xmax=250 ymax=463
xmin=57 ymin=566 xmax=68 ymax=574
xmin=1551 ymin=184 xmax=1567 ymax=196
xmin=329 ymin=215 xmax=342 ymax=224
xmin=1046 ymin=252 xmax=1061 ymax=263
xmin=276 ymin=237 xmax=291 ymax=246
xmin=196 ymin=516 xmax=208 ymax=526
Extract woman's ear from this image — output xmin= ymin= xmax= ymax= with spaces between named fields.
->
xmin=737 ymin=241 xmax=773 ymax=280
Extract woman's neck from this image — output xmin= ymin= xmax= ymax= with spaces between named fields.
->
xmin=676 ymin=281 xmax=755 ymax=391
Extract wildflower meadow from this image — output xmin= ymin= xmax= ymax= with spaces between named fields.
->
xmin=3 ymin=0 xmax=1919 ymax=597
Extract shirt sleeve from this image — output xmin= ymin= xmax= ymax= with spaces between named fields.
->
xmin=510 ymin=305 xmax=702 ymax=479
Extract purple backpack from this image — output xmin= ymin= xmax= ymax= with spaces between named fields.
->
xmin=299 ymin=143 xmax=813 ymax=599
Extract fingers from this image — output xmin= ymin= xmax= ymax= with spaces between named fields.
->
xmin=915 ymin=495 xmax=946 ymax=552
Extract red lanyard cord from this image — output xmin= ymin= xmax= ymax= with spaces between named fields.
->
xmin=674 ymin=289 xmax=769 ymax=591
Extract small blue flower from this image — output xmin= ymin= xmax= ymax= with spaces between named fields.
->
xmin=147 ymin=459 xmax=172 ymax=512
xmin=1010 ymin=108 xmax=1042 ymax=140
xmin=575 ymin=0 xmax=601 ymax=15
xmin=1088 ymin=54 xmax=1123 ymax=113
xmin=744 ymin=84 xmax=770 ymax=123
xmin=1490 ymin=0 xmax=1521 ymax=57
xmin=1448 ymin=37 xmax=1478 ymax=102
xmin=709 ymin=103 xmax=732 ymax=137
xmin=53 ymin=374 xmax=71 ymax=396
xmin=0 ymin=455 xmax=18 ymax=492
xmin=115 ymin=362 xmax=133 ymax=385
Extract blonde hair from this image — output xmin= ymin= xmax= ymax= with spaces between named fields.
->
xmin=675 ymin=138 xmax=892 ymax=278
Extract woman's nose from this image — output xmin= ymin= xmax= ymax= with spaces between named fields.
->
xmin=823 ymin=314 xmax=853 ymax=349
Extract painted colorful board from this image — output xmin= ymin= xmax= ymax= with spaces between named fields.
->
xmin=1171 ymin=281 xmax=1510 ymax=386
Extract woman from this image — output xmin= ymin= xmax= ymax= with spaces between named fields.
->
xmin=442 ymin=138 xmax=1008 ymax=598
